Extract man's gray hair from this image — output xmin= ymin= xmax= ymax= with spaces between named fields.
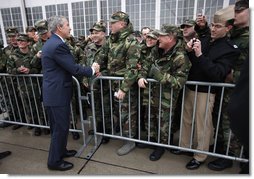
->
xmin=47 ymin=15 xmax=67 ymax=33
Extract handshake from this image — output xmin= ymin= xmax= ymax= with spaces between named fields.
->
xmin=92 ymin=62 xmax=100 ymax=74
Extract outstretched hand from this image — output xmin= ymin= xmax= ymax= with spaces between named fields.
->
xmin=92 ymin=62 xmax=100 ymax=74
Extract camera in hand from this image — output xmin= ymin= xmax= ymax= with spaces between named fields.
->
xmin=192 ymin=38 xmax=197 ymax=48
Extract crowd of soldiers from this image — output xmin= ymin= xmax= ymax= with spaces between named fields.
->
xmin=0 ymin=0 xmax=249 ymax=174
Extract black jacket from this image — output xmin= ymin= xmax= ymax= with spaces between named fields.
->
xmin=187 ymin=26 xmax=240 ymax=93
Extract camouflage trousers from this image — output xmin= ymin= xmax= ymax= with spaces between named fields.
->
xmin=93 ymin=79 xmax=111 ymax=133
xmin=18 ymin=81 xmax=44 ymax=125
xmin=111 ymin=81 xmax=138 ymax=138
xmin=0 ymin=77 xmax=25 ymax=121
xmin=141 ymin=84 xmax=177 ymax=144
xmin=213 ymin=88 xmax=242 ymax=156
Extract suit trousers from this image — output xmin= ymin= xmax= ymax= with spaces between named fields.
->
xmin=46 ymin=105 xmax=70 ymax=166
xmin=180 ymin=88 xmax=215 ymax=162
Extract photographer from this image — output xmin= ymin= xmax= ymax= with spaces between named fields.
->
xmin=171 ymin=6 xmax=240 ymax=170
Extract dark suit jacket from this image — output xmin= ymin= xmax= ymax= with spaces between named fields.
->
xmin=41 ymin=33 xmax=93 ymax=106
xmin=228 ymin=57 xmax=249 ymax=149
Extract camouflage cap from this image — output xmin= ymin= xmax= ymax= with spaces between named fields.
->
xmin=158 ymin=24 xmax=180 ymax=36
xmin=17 ymin=33 xmax=30 ymax=41
xmin=25 ymin=26 xmax=36 ymax=33
xmin=110 ymin=11 xmax=129 ymax=23
xmin=180 ymin=19 xmax=196 ymax=29
xmin=89 ymin=20 xmax=106 ymax=32
xmin=235 ymin=0 xmax=249 ymax=11
xmin=35 ymin=19 xmax=48 ymax=35
xmin=5 ymin=27 xmax=19 ymax=36
xmin=133 ymin=30 xmax=141 ymax=37
xmin=146 ymin=30 xmax=159 ymax=39
xmin=213 ymin=5 xmax=234 ymax=24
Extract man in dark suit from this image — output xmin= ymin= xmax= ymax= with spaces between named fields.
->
xmin=41 ymin=15 xmax=100 ymax=171
xmin=228 ymin=57 xmax=249 ymax=174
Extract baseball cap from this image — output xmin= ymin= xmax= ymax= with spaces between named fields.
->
xmin=35 ymin=19 xmax=48 ymax=35
xmin=5 ymin=27 xmax=19 ymax=36
xmin=157 ymin=24 xmax=179 ymax=36
xmin=235 ymin=0 xmax=249 ymax=11
xmin=17 ymin=33 xmax=30 ymax=41
xmin=146 ymin=30 xmax=159 ymax=39
xmin=110 ymin=11 xmax=129 ymax=23
xmin=89 ymin=20 xmax=106 ymax=32
xmin=180 ymin=19 xmax=196 ymax=29
xmin=26 ymin=26 xmax=36 ymax=33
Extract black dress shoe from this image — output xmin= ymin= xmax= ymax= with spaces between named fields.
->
xmin=186 ymin=158 xmax=203 ymax=170
xmin=48 ymin=161 xmax=73 ymax=171
xmin=12 ymin=125 xmax=23 ymax=130
xmin=170 ymin=149 xmax=193 ymax=156
xmin=208 ymin=158 xmax=233 ymax=171
xmin=101 ymin=137 xmax=110 ymax=144
xmin=0 ymin=151 xmax=11 ymax=159
xmin=149 ymin=147 xmax=165 ymax=161
xmin=72 ymin=132 xmax=80 ymax=140
xmin=63 ymin=150 xmax=77 ymax=158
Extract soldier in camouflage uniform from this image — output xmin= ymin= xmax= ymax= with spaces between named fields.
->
xmin=1 ymin=27 xmax=23 ymax=129
xmin=3 ymin=27 xmax=19 ymax=76
xmin=138 ymin=25 xmax=191 ymax=161
xmin=3 ymin=27 xmax=19 ymax=57
xmin=136 ymin=30 xmax=159 ymax=141
xmin=26 ymin=26 xmax=38 ymax=47
xmin=0 ymin=42 xmax=7 ymax=73
xmin=30 ymin=19 xmax=51 ymax=73
xmin=0 ymin=42 xmax=7 ymax=117
xmin=208 ymin=0 xmax=249 ymax=171
xmin=6 ymin=34 xmax=41 ymax=131
xmin=30 ymin=19 xmax=51 ymax=136
xmin=94 ymin=11 xmax=141 ymax=155
xmin=81 ymin=20 xmax=111 ymax=143
xmin=77 ymin=35 xmax=92 ymax=51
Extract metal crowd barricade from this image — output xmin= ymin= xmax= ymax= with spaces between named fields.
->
xmin=89 ymin=76 xmax=248 ymax=163
xmin=0 ymin=73 xmax=91 ymax=156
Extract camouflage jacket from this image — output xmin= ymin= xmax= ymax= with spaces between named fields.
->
xmin=229 ymin=26 xmax=249 ymax=83
xmin=30 ymin=39 xmax=47 ymax=73
xmin=94 ymin=23 xmax=141 ymax=92
xmin=1 ymin=45 xmax=19 ymax=73
xmin=0 ymin=48 xmax=8 ymax=73
xmin=148 ymin=39 xmax=191 ymax=109
xmin=66 ymin=41 xmax=85 ymax=64
xmin=80 ymin=41 xmax=104 ymax=87
xmin=82 ymin=41 xmax=105 ymax=67
xmin=7 ymin=48 xmax=39 ymax=74
xmin=137 ymin=42 xmax=159 ymax=79
xmin=149 ymin=39 xmax=191 ymax=90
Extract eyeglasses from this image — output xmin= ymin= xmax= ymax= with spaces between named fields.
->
xmin=210 ymin=23 xmax=226 ymax=29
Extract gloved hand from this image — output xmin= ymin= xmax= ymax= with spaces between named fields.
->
xmin=149 ymin=64 xmax=164 ymax=81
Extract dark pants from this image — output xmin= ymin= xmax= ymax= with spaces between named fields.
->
xmin=46 ymin=105 xmax=70 ymax=166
